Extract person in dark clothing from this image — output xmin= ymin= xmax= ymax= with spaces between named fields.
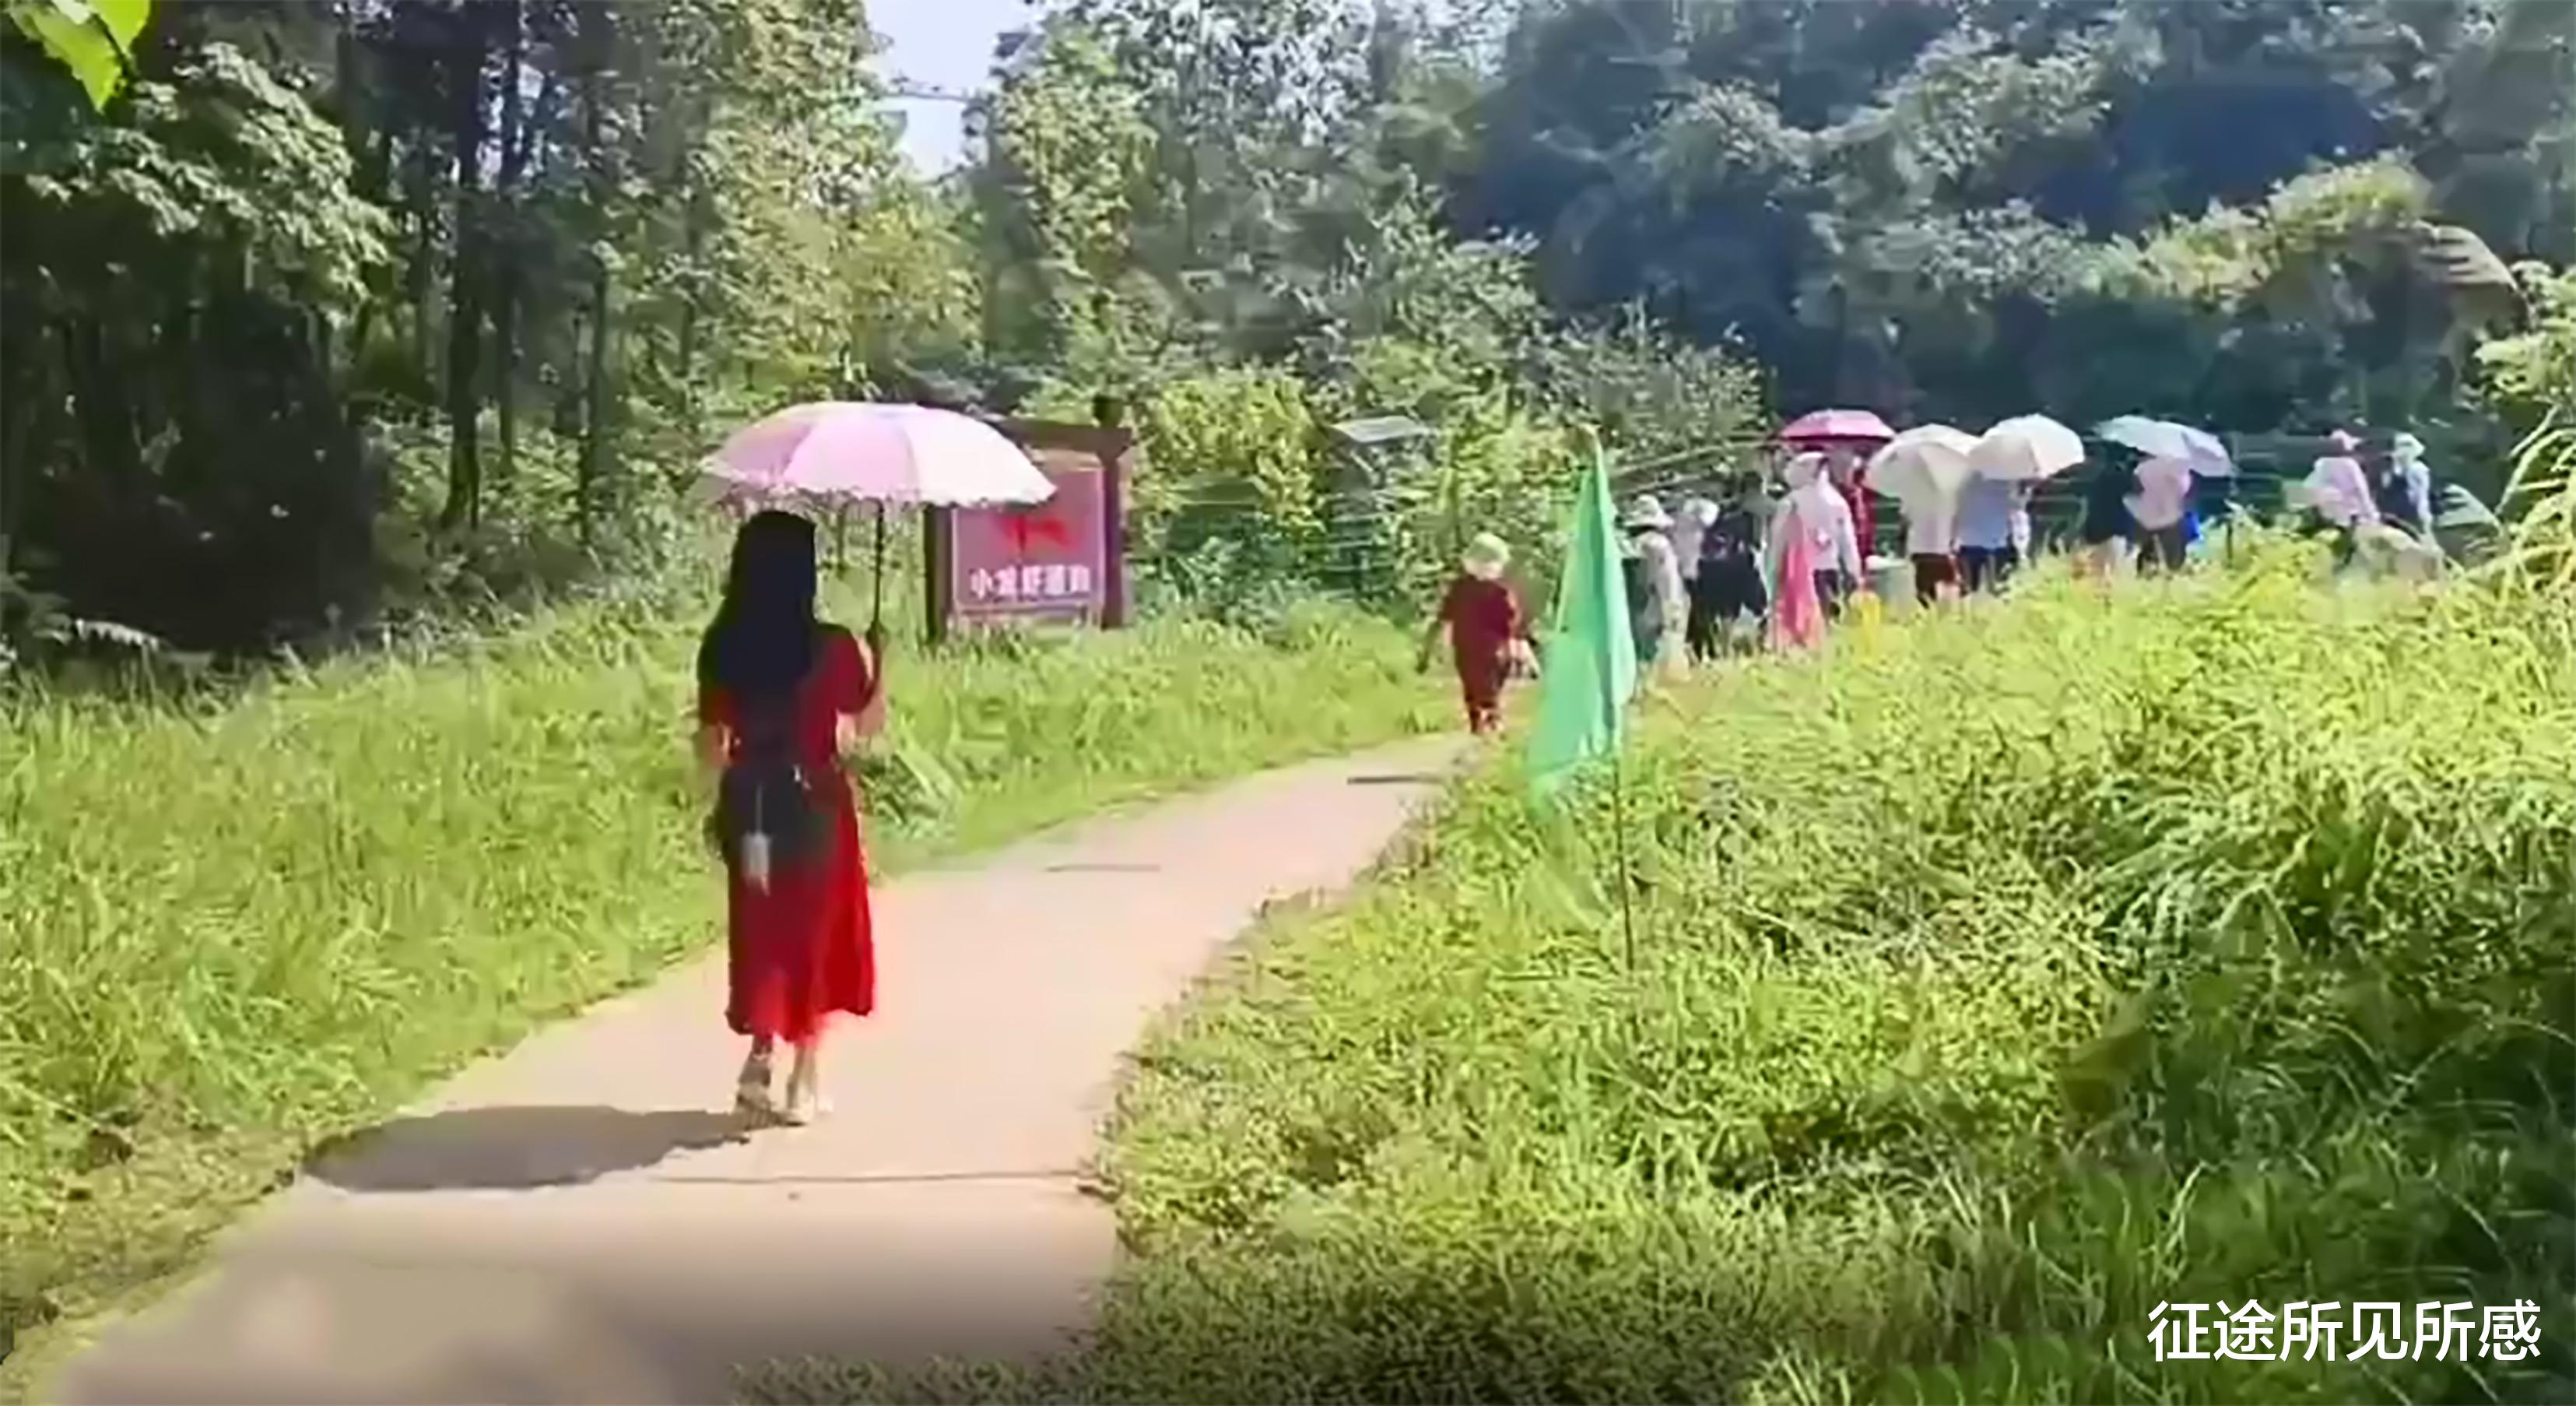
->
xmin=1686 ymin=495 xmax=1769 ymax=660
xmin=2076 ymin=454 xmax=2138 ymax=578
xmin=2371 ymin=433 xmax=2434 ymax=539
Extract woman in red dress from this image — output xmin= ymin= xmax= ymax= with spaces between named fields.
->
xmin=1420 ymin=533 xmax=1527 ymax=735
xmin=695 ymin=511 xmax=882 ymax=1125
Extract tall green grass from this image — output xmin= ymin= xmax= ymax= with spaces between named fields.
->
xmin=760 ymin=547 xmax=2576 ymax=1404
xmin=0 ymin=584 xmax=1441 ymax=1383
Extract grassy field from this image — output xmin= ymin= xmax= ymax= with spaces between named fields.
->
xmin=0 ymin=581 xmax=1443 ymax=1392
xmin=759 ymin=547 xmax=2575 ymax=1405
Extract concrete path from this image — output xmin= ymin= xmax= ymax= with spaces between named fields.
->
xmin=53 ymin=740 xmax=1458 ymax=1406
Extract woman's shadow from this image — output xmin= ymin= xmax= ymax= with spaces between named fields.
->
xmin=303 ymin=1106 xmax=750 ymax=1193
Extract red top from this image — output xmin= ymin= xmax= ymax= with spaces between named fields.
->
xmin=699 ymin=627 xmax=876 ymax=783
xmin=696 ymin=624 xmax=877 ymax=1041
xmin=1838 ymin=478 xmax=1876 ymax=561
xmin=1440 ymin=575 xmax=1520 ymax=664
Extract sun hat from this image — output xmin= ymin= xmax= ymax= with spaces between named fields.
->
xmin=2326 ymin=429 xmax=2361 ymax=454
xmin=1623 ymin=494 xmax=1674 ymax=530
xmin=2391 ymin=431 xmax=2425 ymax=459
xmin=1462 ymin=533 xmax=1511 ymax=578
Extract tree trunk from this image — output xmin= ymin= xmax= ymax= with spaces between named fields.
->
xmin=492 ymin=0 xmax=527 ymax=497
xmin=673 ymin=90 xmax=712 ymax=445
xmin=575 ymin=36 xmax=613 ymax=547
xmin=581 ymin=266 xmax=613 ymax=547
xmin=437 ymin=15 xmax=490 ymax=534
xmin=406 ymin=146 xmax=439 ymax=392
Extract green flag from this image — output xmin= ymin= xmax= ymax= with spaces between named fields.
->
xmin=1528 ymin=444 xmax=1637 ymax=800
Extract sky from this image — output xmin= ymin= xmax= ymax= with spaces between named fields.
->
xmin=872 ymin=0 xmax=1033 ymax=173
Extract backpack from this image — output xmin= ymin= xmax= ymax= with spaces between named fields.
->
xmin=1701 ymin=509 xmax=1756 ymax=567
xmin=712 ymin=649 xmax=828 ymax=892
xmin=2369 ymin=465 xmax=2423 ymax=533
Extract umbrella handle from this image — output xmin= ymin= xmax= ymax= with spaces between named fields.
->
xmin=868 ymin=504 xmax=889 ymax=659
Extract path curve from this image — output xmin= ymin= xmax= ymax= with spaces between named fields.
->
xmin=54 ymin=740 xmax=1459 ymax=1405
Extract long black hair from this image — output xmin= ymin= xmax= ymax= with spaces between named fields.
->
xmin=697 ymin=510 xmax=822 ymax=700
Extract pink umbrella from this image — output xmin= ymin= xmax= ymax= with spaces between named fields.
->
xmin=700 ymin=402 xmax=1056 ymax=646
xmin=700 ymin=402 xmax=1055 ymax=509
xmin=1779 ymin=409 xmax=1897 ymax=446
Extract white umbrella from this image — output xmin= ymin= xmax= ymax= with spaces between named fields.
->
xmin=2096 ymin=417 xmax=2234 ymax=476
xmin=1970 ymin=415 xmax=2086 ymax=482
xmin=1863 ymin=424 xmax=1977 ymax=507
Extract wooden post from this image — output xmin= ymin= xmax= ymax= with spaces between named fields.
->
xmin=1101 ymin=424 xmax=1133 ymax=629
xmin=924 ymin=504 xmax=951 ymax=648
xmin=1093 ymin=395 xmax=1133 ymax=631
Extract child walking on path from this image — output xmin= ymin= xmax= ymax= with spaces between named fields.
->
xmin=1420 ymin=533 xmax=1530 ymax=735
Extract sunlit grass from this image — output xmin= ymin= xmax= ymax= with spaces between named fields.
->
xmin=0 ymin=582 xmax=1443 ymax=1387
xmin=753 ymin=542 xmax=2576 ymax=1404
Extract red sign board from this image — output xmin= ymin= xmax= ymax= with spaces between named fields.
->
xmin=947 ymin=449 xmax=1112 ymax=623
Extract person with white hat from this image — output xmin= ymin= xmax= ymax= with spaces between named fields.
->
xmin=2374 ymin=431 xmax=2436 ymax=541
xmin=1621 ymin=494 xmax=1688 ymax=679
xmin=1418 ymin=532 xmax=1529 ymax=736
xmin=1672 ymin=495 xmax=1718 ymax=589
xmin=2297 ymin=428 xmax=2379 ymax=568
xmin=1764 ymin=454 xmax=1863 ymax=621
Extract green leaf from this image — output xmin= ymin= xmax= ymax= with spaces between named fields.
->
xmin=91 ymin=0 xmax=142 ymax=48
xmin=8 ymin=0 xmax=143 ymax=111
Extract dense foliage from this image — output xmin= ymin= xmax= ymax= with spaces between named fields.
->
xmin=3 ymin=0 xmax=2570 ymax=649
xmin=2 ymin=0 xmax=979 ymax=657
xmin=964 ymin=0 xmax=2571 ymax=578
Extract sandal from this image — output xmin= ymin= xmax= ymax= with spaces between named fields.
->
xmin=780 ymin=1068 xmax=832 ymax=1127
xmin=734 ymin=1052 xmax=776 ymax=1120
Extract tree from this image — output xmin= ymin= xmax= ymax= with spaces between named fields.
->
xmin=2 ymin=0 xmax=971 ymax=655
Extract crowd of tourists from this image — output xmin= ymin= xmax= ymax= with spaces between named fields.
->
xmin=1418 ymin=419 xmax=2451 ymax=736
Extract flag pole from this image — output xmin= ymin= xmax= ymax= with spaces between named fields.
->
xmin=1607 ymin=743 xmax=1640 ymax=984
xmin=1591 ymin=427 xmax=1642 ymax=1001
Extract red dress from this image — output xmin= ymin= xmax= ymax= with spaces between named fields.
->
xmin=1837 ymin=476 xmax=1877 ymax=564
xmin=697 ymin=626 xmax=876 ymax=1043
xmin=1439 ymin=574 xmax=1520 ymax=734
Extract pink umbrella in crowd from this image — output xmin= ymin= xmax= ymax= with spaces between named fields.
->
xmin=1778 ymin=408 xmax=1897 ymax=447
xmin=700 ymin=401 xmax=1056 ymax=644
